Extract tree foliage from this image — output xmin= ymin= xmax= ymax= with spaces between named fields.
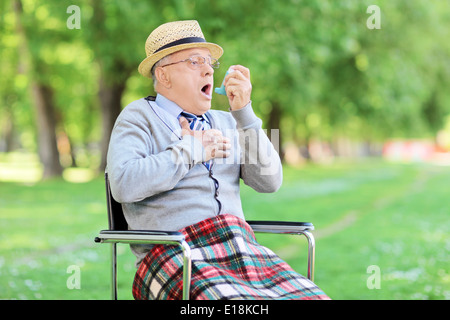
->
xmin=1 ymin=0 xmax=449 ymax=176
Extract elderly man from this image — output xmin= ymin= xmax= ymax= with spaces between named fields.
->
xmin=107 ymin=20 xmax=328 ymax=300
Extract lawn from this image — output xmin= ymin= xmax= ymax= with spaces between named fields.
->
xmin=0 ymin=155 xmax=449 ymax=300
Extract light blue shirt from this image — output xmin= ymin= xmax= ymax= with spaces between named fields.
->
xmin=153 ymin=94 xmax=211 ymax=134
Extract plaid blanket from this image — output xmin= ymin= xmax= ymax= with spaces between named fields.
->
xmin=133 ymin=214 xmax=329 ymax=300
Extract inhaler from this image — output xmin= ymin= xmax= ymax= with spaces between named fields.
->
xmin=214 ymin=67 xmax=234 ymax=95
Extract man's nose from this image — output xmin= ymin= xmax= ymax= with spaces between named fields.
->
xmin=201 ymin=63 xmax=214 ymax=77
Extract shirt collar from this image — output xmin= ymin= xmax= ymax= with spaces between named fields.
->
xmin=155 ymin=94 xmax=183 ymax=119
xmin=155 ymin=94 xmax=210 ymax=124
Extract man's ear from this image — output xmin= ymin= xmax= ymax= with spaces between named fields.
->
xmin=155 ymin=67 xmax=171 ymax=89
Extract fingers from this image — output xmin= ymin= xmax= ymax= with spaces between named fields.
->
xmin=223 ymin=65 xmax=252 ymax=111
xmin=179 ymin=116 xmax=193 ymax=136
xmin=178 ymin=119 xmax=231 ymax=161
xmin=205 ymin=143 xmax=231 ymax=160
xmin=224 ymin=65 xmax=250 ymax=92
xmin=203 ymin=130 xmax=231 ymax=161
xmin=202 ymin=129 xmax=229 ymax=143
xmin=225 ymin=65 xmax=250 ymax=81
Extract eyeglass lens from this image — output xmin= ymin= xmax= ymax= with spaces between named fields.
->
xmin=190 ymin=56 xmax=219 ymax=68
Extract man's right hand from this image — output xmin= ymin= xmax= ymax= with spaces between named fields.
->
xmin=179 ymin=117 xmax=231 ymax=162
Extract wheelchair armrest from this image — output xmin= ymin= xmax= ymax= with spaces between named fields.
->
xmin=94 ymin=229 xmax=185 ymax=245
xmin=95 ymin=229 xmax=192 ymax=300
xmin=247 ymin=220 xmax=314 ymax=234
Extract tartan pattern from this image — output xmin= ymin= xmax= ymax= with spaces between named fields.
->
xmin=132 ymin=214 xmax=329 ymax=300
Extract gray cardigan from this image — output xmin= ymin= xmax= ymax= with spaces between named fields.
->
xmin=106 ymin=96 xmax=282 ymax=266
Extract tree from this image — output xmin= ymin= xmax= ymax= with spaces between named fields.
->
xmin=2 ymin=0 xmax=449 ymax=171
xmin=85 ymin=0 xmax=167 ymax=171
xmin=13 ymin=0 xmax=63 ymax=178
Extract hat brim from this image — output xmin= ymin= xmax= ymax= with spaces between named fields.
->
xmin=138 ymin=42 xmax=223 ymax=79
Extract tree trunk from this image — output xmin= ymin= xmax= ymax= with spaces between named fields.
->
xmin=2 ymin=108 xmax=16 ymax=152
xmin=90 ymin=0 xmax=132 ymax=172
xmin=31 ymin=83 xmax=63 ymax=178
xmin=98 ymin=73 xmax=126 ymax=172
xmin=13 ymin=0 xmax=62 ymax=179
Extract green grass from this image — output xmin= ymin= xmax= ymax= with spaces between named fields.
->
xmin=0 ymin=156 xmax=449 ymax=300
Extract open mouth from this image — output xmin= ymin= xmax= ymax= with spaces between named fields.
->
xmin=201 ymin=84 xmax=212 ymax=99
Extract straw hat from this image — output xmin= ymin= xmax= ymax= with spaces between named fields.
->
xmin=138 ymin=20 xmax=224 ymax=78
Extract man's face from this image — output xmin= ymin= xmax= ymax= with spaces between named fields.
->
xmin=160 ymin=48 xmax=215 ymax=115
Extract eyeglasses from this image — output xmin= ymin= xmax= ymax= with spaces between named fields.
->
xmin=160 ymin=55 xmax=220 ymax=69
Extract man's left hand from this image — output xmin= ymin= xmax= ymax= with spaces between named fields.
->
xmin=224 ymin=65 xmax=252 ymax=111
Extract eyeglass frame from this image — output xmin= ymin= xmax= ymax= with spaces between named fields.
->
xmin=159 ymin=55 xmax=220 ymax=70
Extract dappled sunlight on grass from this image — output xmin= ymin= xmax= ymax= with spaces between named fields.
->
xmin=62 ymin=168 xmax=97 ymax=183
xmin=0 ymin=152 xmax=42 ymax=183
xmin=0 ymin=152 xmax=98 ymax=184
